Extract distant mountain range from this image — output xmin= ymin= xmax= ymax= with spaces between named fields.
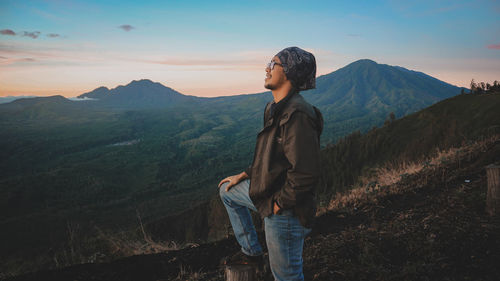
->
xmin=1 ymin=59 xmax=465 ymax=143
xmin=0 ymin=95 xmax=38 ymax=104
xmin=77 ymin=59 xmax=463 ymax=116
xmin=77 ymin=59 xmax=463 ymax=111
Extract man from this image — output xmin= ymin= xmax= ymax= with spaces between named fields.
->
xmin=218 ymin=46 xmax=323 ymax=281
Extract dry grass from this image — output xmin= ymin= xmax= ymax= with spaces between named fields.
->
xmin=360 ymin=161 xmax=424 ymax=188
xmin=96 ymin=227 xmax=180 ymax=257
xmin=96 ymin=210 xmax=181 ymax=257
xmin=170 ymin=264 xmax=207 ymax=281
xmin=29 ymin=211 xmax=193 ymax=278
xmin=317 ymin=134 xmax=500 ymax=216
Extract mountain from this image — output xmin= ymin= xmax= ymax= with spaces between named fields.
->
xmin=2 ymin=95 xmax=70 ymax=107
xmin=0 ymin=95 xmax=86 ymax=121
xmin=78 ymin=86 xmax=109 ymax=99
xmin=307 ymin=59 xmax=460 ymax=109
xmin=1 ymin=60 xmax=463 ymax=144
xmin=0 ymin=96 xmax=38 ymax=104
xmin=300 ymin=59 xmax=463 ymax=140
xmin=77 ymin=79 xmax=199 ymax=109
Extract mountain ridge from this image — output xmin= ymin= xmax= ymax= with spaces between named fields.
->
xmin=64 ymin=58 xmax=463 ymax=142
xmin=2 ymin=59 xmax=463 ymax=118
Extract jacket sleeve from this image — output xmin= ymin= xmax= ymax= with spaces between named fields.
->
xmin=275 ymin=111 xmax=321 ymax=210
xmin=244 ymin=165 xmax=252 ymax=178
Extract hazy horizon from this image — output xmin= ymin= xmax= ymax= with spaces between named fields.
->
xmin=0 ymin=59 xmax=468 ymax=100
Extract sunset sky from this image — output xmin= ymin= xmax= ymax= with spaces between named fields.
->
xmin=1 ymin=0 xmax=499 ymax=98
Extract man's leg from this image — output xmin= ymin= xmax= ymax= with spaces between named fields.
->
xmin=219 ymin=179 xmax=263 ymax=256
xmin=264 ymin=210 xmax=311 ymax=281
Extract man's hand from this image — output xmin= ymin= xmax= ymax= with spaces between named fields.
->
xmin=273 ymin=201 xmax=281 ymax=214
xmin=218 ymin=171 xmax=248 ymax=192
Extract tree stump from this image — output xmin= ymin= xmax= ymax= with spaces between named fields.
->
xmin=486 ymin=164 xmax=500 ymax=216
xmin=224 ymin=264 xmax=258 ymax=281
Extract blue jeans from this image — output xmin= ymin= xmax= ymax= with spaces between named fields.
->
xmin=219 ymin=179 xmax=311 ymax=281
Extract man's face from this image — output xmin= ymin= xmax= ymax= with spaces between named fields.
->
xmin=264 ymin=56 xmax=287 ymax=90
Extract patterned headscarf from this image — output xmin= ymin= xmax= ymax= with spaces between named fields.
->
xmin=275 ymin=46 xmax=316 ymax=91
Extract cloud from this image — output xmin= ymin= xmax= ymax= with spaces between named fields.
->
xmin=147 ymin=58 xmax=240 ymax=66
xmin=0 ymin=56 xmax=7 ymax=59
xmin=68 ymin=96 xmax=97 ymax=101
xmin=0 ymin=29 xmax=16 ymax=36
xmin=142 ymin=57 xmax=264 ymax=71
xmin=0 ymin=57 xmax=36 ymax=66
xmin=22 ymin=31 xmax=41 ymax=39
xmin=118 ymin=25 xmax=134 ymax=32
xmin=487 ymin=44 xmax=500 ymax=50
xmin=0 ymin=30 xmax=62 ymax=39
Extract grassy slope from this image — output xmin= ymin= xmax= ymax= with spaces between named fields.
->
xmin=320 ymin=93 xmax=500 ymax=198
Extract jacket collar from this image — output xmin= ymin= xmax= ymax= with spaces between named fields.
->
xmin=260 ymin=89 xmax=300 ymax=134
xmin=270 ymin=88 xmax=298 ymax=118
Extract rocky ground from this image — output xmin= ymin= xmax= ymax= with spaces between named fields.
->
xmin=6 ymin=139 xmax=500 ymax=281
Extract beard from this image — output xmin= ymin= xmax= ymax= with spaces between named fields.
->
xmin=264 ymin=81 xmax=276 ymax=90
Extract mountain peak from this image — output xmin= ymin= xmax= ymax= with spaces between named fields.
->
xmin=78 ymin=86 xmax=110 ymax=99
xmin=345 ymin=59 xmax=379 ymax=70
xmin=352 ymin=59 xmax=378 ymax=65
xmin=94 ymin=86 xmax=109 ymax=91
xmin=127 ymin=79 xmax=156 ymax=86
xmin=77 ymin=79 xmax=191 ymax=109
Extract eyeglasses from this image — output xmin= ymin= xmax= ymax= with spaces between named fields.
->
xmin=267 ymin=60 xmax=283 ymax=70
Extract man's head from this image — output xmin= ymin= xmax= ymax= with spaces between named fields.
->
xmin=265 ymin=47 xmax=316 ymax=91
xmin=264 ymin=56 xmax=288 ymax=91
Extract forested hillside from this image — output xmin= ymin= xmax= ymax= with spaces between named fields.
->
xmin=6 ymin=104 xmax=499 ymax=281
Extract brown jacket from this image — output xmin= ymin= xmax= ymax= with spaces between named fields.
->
xmin=245 ymin=90 xmax=323 ymax=228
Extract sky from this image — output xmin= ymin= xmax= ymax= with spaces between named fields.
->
xmin=0 ymin=0 xmax=499 ymax=98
